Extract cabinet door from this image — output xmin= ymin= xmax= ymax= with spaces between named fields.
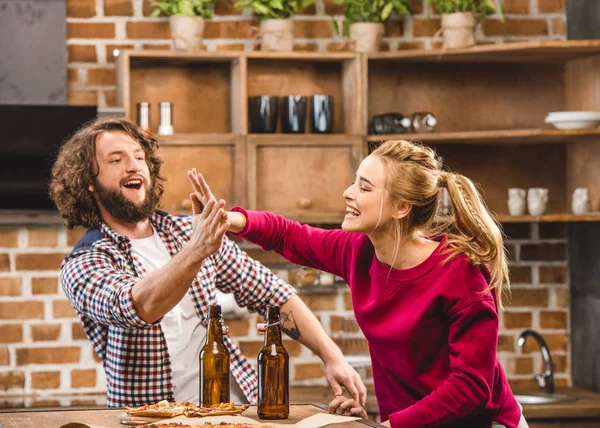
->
xmin=157 ymin=135 xmax=245 ymax=214
xmin=247 ymin=135 xmax=362 ymax=223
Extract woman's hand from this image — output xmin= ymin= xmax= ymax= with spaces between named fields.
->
xmin=328 ymin=395 xmax=368 ymax=419
xmin=188 ymin=196 xmax=229 ymax=261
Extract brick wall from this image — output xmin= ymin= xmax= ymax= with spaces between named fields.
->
xmin=0 ymin=221 xmax=569 ymax=402
xmin=66 ymin=0 xmax=567 ymax=107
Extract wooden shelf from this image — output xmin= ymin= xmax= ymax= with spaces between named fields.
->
xmin=497 ymin=214 xmax=600 ymax=223
xmin=157 ymin=133 xmax=235 ymax=145
xmin=369 ymin=40 xmax=600 ymax=63
xmin=248 ymin=133 xmax=351 ymax=145
xmin=124 ymin=50 xmax=355 ymax=63
xmin=366 ymin=128 xmax=600 ymax=145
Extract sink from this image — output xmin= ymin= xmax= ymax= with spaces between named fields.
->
xmin=514 ymin=393 xmax=579 ymax=405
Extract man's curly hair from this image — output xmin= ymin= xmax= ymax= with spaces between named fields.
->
xmin=49 ymin=117 xmax=165 ymax=229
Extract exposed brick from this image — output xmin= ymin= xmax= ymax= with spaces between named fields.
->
xmin=32 ymin=278 xmax=59 ymax=295
xmin=68 ymin=68 xmax=79 ymax=87
xmin=326 ymin=42 xmax=352 ymax=52
xmin=127 ymin=21 xmax=171 ymax=39
xmin=68 ymin=23 xmax=116 ymax=39
xmin=507 ymin=356 xmax=533 ymax=375
xmin=521 ymin=333 xmax=567 ymax=353
xmin=384 ymin=20 xmax=404 ymax=37
xmin=540 ymin=311 xmax=568 ymax=329
xmin=68 ymin=90 xmax=98 ymax=106
xmin=0 ymin=230 xmax=19 ymax=247
xmin=508 ymin=378 xmax=537 ymax=390
xmin=498 ymin=334 xmax=515 ymax=351
xmin=0 ymin=325 xmax=23 ymax=343
xmin=294 ymin=362 xmax=325 ymax=380
xmin=0 ymin=254 xmax=9 ymax=272
xmin=505 ymin=244 xmax=517 ymax=262
xmin=28 ymin=229 xmax=58 ymax=247
xmin=520 ymin=243 xmax=566 ymax=261
xmin=538 ymin=0 xmax=565 ymax=13
xmin=553 ymin=354 xmax=567 ymax=373
xmin=301 ymin=294 xmax=337 ymax=311
xmin=93 ymin=351 xmax=102 ymax=362
xmin=31 ymin=372 xmax=61 ymax=389
xmin=104 ymin=91 xmax=117 ymax=107
xmin=141 ymin=44 xmax=172 ymax=50
xmin=379 ymin=41 xmax=391 ymax=51
xmin=539 ymin=222 xmax=566 ymax=239
xmin=71 ymin=369 xmax=96 ymax=388
xmin=238 ymin=340 xmax=263 ymax=357
xmin=68 ymin=45 xmax=97 ymax=63
xmin=398 ymin=41 xmax=425 ymax=50
xmin=324 ymin=0 xmax=344 ymax=15
xmin=413 ymin=19 xmax=441 ymax=37
xmin=509 ymin=266 xmax=531 ymax=284
xmin=16 ymin=347 xmax=81 ymax=365
xmin=0 ymin=347 xmax=9 ymax=365
xmin=0 ymin=302 xmax=45 ymax=320
xmin=555 ymin=288 xmax=569 ymax=308
xmin=552 ymin=17 xmax=566 ymax=36
xmin=0 ymin=371 xmax=24 ymax=390
xmin=106 ymin=44 xmax=134 ymax=63
xmin=53 ymin=300 xmax=77 ymax=319
xmin=30 ymin=399 xmax=60 ymax=407
xmin=67 ymin=0 xmax=96 ymax=18
xmin=244 ymin=249 xmax=288 ymax=265
xmin=283 ymin=340 xmax=302 ymax=357
xmin=344 ymin=291 xmax=352 ymax=310
xmin=504 ymin=312 xmax=532 ymax=329
xmin=87 ymin=68 xmax=116 ymax=86
xmin=298 ymin=1 xmax=316 ymax=14
xmin=72 ymin=322 xmax=87 ymax=340
xmin=215 ymin=0 xmax=244 ymax=15
xmin=143 ymin=0 xmax=159 ymax=16
xmin=104 ymin=0 xmax=134 ymax=16
xmin=409 ymin=0 xmax=423 ymax=14
xmin=539 ymin=266 xmax=567 ymax=284
xmin=31 ymin=324 xmax=62 ymax=342
xmin=293 ymin=20 xmax=334 ymax=38
xmin=483 ymin=19 xmax=548 ymax=37
xmin=15 ymin=253 xmax=67 ymax=271
xmin=67 ymin=229 xmax=86 ymax=247
xmin=508 ymin=288 xmax=549 ymax=307
xmin=504 ymin=0 xmax=530 ymax=14
xmin=227 ymin=318 xmax=250 ymax=337
xmin=0 ymin=278 xmax=22 ymax=296
xmin=333 ymin=337 xmax=369 ymax=354
xmin=330 ymin=315 xmax=359 ymax=334
xmin=293 ymin=43 xmax=319 ymax=52
xmin=502 ymin=223 xmax=530 ymax=240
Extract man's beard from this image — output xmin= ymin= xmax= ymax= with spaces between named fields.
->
xmin=94 ymin=179 xmax=157 ymax=224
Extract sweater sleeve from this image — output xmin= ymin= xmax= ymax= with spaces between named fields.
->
xmin=389 ymin=296 xmax=499 ymax=427
xmin=230 ymin=207 xmax=355 ymax=279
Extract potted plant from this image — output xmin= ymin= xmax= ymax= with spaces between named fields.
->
xmin=328 ymin=0 xmax=411 ymax=53
xmin=233 ymin=0 xmax=312 ymax=51
xmin=150 ymin=0 xmax=218 ymax=52
xmin=426 ymin=0 xmax=504 ymax=49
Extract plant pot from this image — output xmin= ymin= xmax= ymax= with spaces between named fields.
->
xmin=170 ymin=16 xmax=205 ymax=52
xmin=260 ymin=19 xmax=294 ymax=52
xmin=349 ymin=23 xmax=384 ymax=53
xmin=440 ymin=12 xmax=476 ymax=49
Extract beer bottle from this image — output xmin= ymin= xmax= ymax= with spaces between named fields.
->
xmin=257 ymin=306 xmax=289 ymax=419
xmin=200 ymin=304 xmax=230 ymax=406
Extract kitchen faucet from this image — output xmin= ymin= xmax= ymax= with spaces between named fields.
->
xmin=517 ymin=329 xmax=555 ymax=394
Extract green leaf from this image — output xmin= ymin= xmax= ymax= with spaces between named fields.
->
xmin=270 ymin=0 xmax=284 ymax=9
xmin=380 ymin=2 xmax=393 ymax=20
xmin=252 ymin=1 xmax=272 ymax=15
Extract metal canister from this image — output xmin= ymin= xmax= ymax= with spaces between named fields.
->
xmin=158 ymin=102 xmax=174 ymax=135
xmin=136 ymin=102 xmax=150 ymax=132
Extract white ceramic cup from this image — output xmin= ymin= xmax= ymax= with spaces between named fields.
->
xmin=508 ymin=188 xmax=527 ymax=216
xmin=527 ymin=188 xmax=548 ymax=216
xmin=572 ymin=187 xmax=591 ymax=215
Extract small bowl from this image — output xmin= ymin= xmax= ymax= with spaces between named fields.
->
xmin=545 ymin=111 xmax=600 ymax=129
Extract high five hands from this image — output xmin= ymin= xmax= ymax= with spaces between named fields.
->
xmin=186 ymin=168 xmax=229 ymax=259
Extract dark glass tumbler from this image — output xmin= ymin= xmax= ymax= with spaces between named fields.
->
xmin=281 ymin=95 xmax=307 ymax=134
xmin=249 ymin=95 xmax=278 ymax=133
xmin=310 ymin=95 xmax=334 ymax=133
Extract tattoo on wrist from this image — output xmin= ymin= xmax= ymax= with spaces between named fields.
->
xmin=280 ymin=310 xmax=301 ymax=340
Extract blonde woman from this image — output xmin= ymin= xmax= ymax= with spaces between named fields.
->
xmin=189 ymin=139 xmax=528 ymax=428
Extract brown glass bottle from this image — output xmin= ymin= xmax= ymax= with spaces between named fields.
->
xmin=199 ymin=305 xmax=230 ymax=406
xmin=257 ymin=306 xmax=289 ymax=419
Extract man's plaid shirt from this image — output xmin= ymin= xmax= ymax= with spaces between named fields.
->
xmin=60 ymin=210 xmax=295 ymax=408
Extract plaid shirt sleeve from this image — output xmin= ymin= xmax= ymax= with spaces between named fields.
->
xmin=212 ymin=236 xmax=296 ymax=315
xmin=61 ymin=248 xmax=154 ymax=329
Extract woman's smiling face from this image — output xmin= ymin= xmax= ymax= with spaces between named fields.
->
xmin=342 ymin=155 xmax=398 ymax=234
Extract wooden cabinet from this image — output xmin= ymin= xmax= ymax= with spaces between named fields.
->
xmin=117 ymin=41 xmax=600 ymax=223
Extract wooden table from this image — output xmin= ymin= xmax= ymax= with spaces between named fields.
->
xmin=0 ymin=404 xmax=384 ymax=428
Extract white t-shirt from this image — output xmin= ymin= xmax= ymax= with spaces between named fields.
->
xmin=130 ymin=230 xmax=247 ymax=404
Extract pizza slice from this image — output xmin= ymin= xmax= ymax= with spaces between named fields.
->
xmin=136 ymin=423 xmax=273 ymax=428
xmin=184 ymin=403 xmax=250 ymax=417
xmin=126 ymin=400 xmax=200 ymax=418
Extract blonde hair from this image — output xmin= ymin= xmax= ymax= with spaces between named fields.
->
xmin=371 ymin=140 xmax=510 ymax=307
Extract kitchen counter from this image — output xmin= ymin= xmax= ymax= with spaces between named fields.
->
xmin=0 ymin=404 xmax=383 ymax=428
xmin=517 ymin=387 xmax=600 ymax=420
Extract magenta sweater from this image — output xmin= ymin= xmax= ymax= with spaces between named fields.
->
xmin=231 ymin=208 xmax=521 ymax=428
